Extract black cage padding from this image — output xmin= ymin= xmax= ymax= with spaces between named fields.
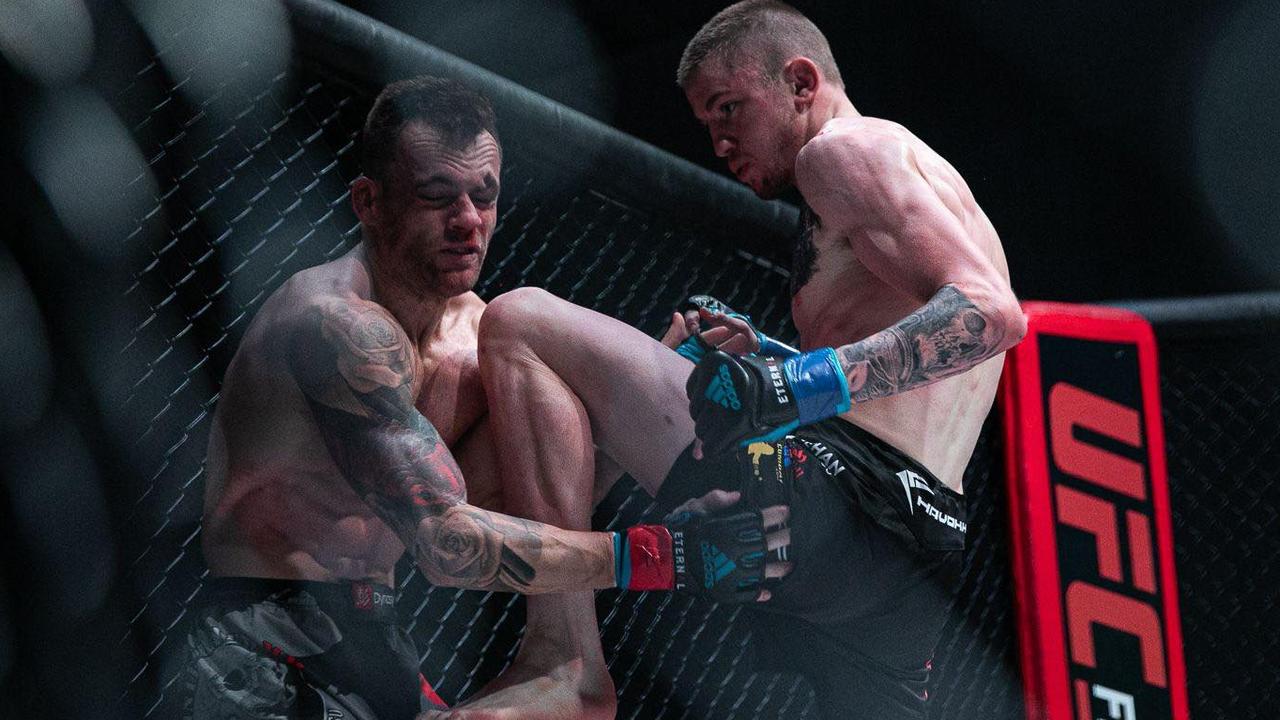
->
xmin=96 ymin=0 xmax=1278 ymax=716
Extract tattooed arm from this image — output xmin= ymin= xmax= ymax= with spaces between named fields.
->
xmin=834 ymin=284 xmax=1007 ymax=400
xmin=686 ymin=127 xmax=1028 ymax=452
xmin=798 ymin=125 xmax=1027 ymax=399
xmin=287 ymin=295 xmax=615 ymax=593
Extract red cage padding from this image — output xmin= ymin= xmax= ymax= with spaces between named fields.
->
xmin=1001 ymin=303 xmax=1189 ymax=720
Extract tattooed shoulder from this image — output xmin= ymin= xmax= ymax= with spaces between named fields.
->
xmin=287 ymin=294 xmax=467 ymax=540
xmin=290 ymin=296 xmax=418 ymax=418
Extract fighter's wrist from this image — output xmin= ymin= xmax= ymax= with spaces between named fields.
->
xmin=615 ymin=525 xmax=675 ymax=591
xmin=756 ymin=331 xmax=799 ymax=358
xmin=782 ymin=348 xmax=852 ymax=424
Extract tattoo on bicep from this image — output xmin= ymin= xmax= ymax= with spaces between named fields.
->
xmin=294 ymin=300 xmax=467 ymax=541
xmin=837 ymin=285 xmax=1004 ymax=402
xmin=293 ymin=301 xmax=549 ymax=592
xmin=314 ymin=300 xmax=417 ymax=419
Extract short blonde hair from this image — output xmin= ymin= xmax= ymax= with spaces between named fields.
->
xmin=676 ymin=1 xmax=842 ymax=89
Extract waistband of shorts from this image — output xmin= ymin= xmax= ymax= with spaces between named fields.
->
xmin=203 ymin=576 xmax=399 ymax=623
xmin=794 ymin=416 xmax=962 ymax=502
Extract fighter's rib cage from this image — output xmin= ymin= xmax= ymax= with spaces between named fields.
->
xmin=95 ymin=1 xmax=1279 ymax=718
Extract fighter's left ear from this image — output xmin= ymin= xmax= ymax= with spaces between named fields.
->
xmin=783 ymin=57 xmax=820 ymax=111
xmin=351 ymin=175 xmax=383 ymax=230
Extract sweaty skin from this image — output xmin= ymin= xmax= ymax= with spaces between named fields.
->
xmin=202 ymin=255 xmax=495 ymax=584
xmin=443 ymin=30 xmax=1025 ymax=720
xmin=202 ymin=126 xmax=616 ymax=594
xmin=684 ymin=61 xmax=1025 ymax=491
xmin=791 ymin=117 xmax=1019 ymax=489
xmin=203 ymin=120 xmax=782 ymax=720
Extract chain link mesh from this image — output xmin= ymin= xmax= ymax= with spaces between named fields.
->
xmin=99 ymin=6 xmax=1279 ymax=720
xmin=1156 ymin=332 xmax=1280 ymax=720
xmin=111 ymin=39 xmax=822 ymax=719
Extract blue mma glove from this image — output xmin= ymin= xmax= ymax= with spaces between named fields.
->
xmin=686 ymin=348 xmax=851 ymax=456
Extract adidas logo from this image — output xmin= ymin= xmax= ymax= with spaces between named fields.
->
xmin=701 ymin=542 xmax=736 ymax=588
xmin=705 ymin=365 xmax=742 ymax=410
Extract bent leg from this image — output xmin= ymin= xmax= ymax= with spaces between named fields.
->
xmin=454 ymin=290 xmax=623 ymax=720
xmin=453 ymin=288 xmax=697 ymax=719
xmin=480 ymin=287 xmax=695 ymax=495
xmin=453 ymin=419 xmax=504 ymax=512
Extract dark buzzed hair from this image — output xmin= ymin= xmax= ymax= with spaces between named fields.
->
xmin=676 ymin=1 xmax=842 ymax=89
xmin=360 ymin=75 xmax=499 ymax=182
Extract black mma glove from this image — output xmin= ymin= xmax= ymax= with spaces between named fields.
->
xmin=614 ymin=508 xmax=769 ymax=603
xmin=686 ymin=346 xmax=851 ymax=456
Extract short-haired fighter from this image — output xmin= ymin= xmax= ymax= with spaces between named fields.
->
xmin=187 ymin=76 xmax=790 ymax=720
xmin=464 ymin=1 xmax=1026 ymax=718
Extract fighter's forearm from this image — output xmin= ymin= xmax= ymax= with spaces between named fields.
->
xmin=303 ymin=382 xmax=617 ymax=595
xmin=293 ymin=298 xmax=616 ymax=594
xmin=412 ymin=504 xmax=615 ymax=594
xmin=836 ymin=284 xmax=1013 ymax=402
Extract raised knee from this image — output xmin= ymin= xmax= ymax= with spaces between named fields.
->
xmin=479 ymin=287 xmax=557 ymax=353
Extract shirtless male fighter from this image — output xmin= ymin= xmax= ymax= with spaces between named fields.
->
xmin=186 ymin=76 xmax=789 ymax=720
xmin=467 ymin=2 xmax=1027 ymax=718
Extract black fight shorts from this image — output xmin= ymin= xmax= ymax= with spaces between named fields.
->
xmin=655 ymin=417 xmax=967 ymax=720
xmin=184 ymin=578 xmax=446 ymax=720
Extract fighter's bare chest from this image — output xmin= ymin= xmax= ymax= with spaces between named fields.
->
xmin=790 ymin=202 xmax=872 ymax=294
xmin=790 ymin=202 xmax=823 ymax=297
xmin=413 ymin=347 xmax=486 ymax=446
xmin=789 ymin=204 xmax=894 ymax=344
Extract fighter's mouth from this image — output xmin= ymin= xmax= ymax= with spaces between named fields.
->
xmin=442 ymin=246 xmax=480 ymax=256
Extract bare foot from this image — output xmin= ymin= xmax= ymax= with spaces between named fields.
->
xmin=418 ymin=654 xmax=616 ymax=720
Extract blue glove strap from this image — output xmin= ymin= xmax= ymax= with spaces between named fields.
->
xmin=783 ymin=348 xmax=852 ymax=425
xmin=756 ymin=332 xmax=799 ymax=358
xmin=675 ymin=335 xmax=707 ymax=363
xmin=613 ymin=531 xmax=631 ymax=589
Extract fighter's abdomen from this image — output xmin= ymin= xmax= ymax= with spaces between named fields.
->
xmin=790 ymin=230 xmax=1002 ymax=491
xmin=203 ymin=343 xmax=407 ymax=584
xmin=203 ymin=460 xmax=407 ymax=584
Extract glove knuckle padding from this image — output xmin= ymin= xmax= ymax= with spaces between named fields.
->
xmin=687 ymin=350 xmax=764 ymax=457
xmin=736 ymin=436 xmax=807 ymax=585
xmin=676 ymin=509 xmax=769 ymax=603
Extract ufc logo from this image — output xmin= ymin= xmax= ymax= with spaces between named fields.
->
xmin=1050 ymin=382 xmax=1167 ymax=718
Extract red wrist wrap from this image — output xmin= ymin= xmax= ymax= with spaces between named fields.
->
xmin=624 ymin=524 xmax=675 ymax=590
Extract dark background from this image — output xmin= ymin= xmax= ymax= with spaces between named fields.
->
xmin=340 ymin=0 xmax=1280 ymax=303
xmin=0 ymin=1 xmax=1277 ymax=719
